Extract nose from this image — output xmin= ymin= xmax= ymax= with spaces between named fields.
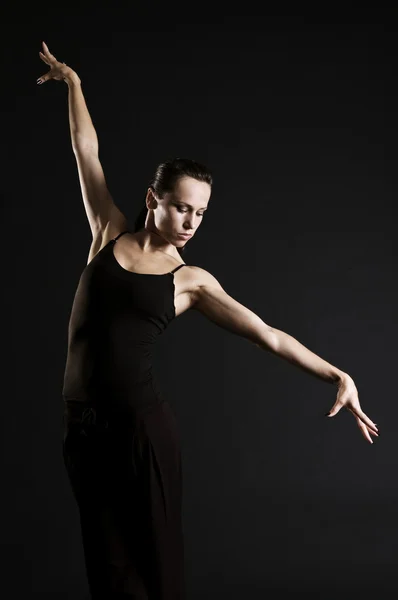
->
xmin=184 ymin=215 xmax=199 ymax=231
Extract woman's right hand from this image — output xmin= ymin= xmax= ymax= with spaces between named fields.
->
xmin=36 ymin=41 xmax=79 ymax=85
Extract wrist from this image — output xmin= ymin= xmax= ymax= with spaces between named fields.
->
xmin=333 ymin=370 xmax=351 ymax=387
xmin=64 ymin=71 xmax=81 ymax=86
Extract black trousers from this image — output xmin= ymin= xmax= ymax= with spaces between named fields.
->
xmin=62 ymin=399 xmax=186 ymax=599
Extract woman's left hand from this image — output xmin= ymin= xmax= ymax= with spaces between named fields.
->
xmin=326 ymin=374 xmax=379 ymax=443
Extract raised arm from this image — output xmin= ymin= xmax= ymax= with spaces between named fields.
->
xmin=190 ymin=267 xmax=379 ymax=444
xmin=37 ymin=42 xmax=127 ymax=241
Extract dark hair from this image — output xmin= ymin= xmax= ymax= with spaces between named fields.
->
xmin=133 ymin=157 xmax=213 ymax=257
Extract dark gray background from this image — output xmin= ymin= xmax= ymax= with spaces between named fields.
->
xmin=2 ymin=3 xmax=397 ymax=599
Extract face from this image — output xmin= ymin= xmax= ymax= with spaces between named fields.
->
xmin=147 ymin=176 xmax=211 ymax=246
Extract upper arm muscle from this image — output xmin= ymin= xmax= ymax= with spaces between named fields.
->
xmin=191 ymin=267 xmax=273 ymax=346
xmin=74 ymin=148 xmax=127 ymax=237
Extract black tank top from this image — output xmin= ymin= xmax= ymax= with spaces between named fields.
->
xmin=62 ymin=230 xmax=186 ymax=411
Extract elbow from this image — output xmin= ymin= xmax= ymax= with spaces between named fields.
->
xmin=254 ymin=326 xmax=279 ymax=353
xmin=72 ymin=134 xmax=98 ymax=156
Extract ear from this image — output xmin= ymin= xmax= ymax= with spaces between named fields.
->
xmin=145 ymin=187 xmax=158 ymax=210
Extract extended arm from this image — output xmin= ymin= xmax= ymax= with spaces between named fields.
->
xmin=65 ymin=73 xmax=126 ymax=236
xmin=37 ymin=42 xmax=127 ymax=238
xmin=65 ymin=71 xmax=98 ymax=153
xmin=191 ymin=269 xmax=345 ymax=384
xmin=190 ymin=267 xmax=379 ymax=442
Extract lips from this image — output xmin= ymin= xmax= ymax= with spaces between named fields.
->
xmin=178 ymin=233 xmax=192 ymax=238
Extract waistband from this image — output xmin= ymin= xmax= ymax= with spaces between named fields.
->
xmin=63 ymin=397 xmax=166 ymax=430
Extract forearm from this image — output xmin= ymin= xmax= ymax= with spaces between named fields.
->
xmin=64 ymin=72 xmax=98 ymax=154
xmin=260 ymin=327 xmax=348 ymax=385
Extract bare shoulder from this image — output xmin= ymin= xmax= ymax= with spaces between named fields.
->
xmin=172 ymin=265 xmax=225 ymax=315
xmin=184 ymin=265 xmax=224 ymax=290
xmin=180 ymin=266 xmax=225 ymax=306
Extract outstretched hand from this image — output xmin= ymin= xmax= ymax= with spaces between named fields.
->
xmin=326 ymin=375 xmax=379 ymax=444
xmin=36 ymin=41 xmax=77 ymax=85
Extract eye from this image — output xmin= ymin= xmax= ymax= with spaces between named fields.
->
xmin=175 ymin=204 xmax=206 ymax=216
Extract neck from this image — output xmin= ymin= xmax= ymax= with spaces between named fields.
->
xmin=138 ymin=227 xmax=180 ymax=259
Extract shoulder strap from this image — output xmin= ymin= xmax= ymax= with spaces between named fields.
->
xmin=170 ymin=264 xmax=187 ymax=274
xmin=112 ymin=230 xmax=130 ymax=242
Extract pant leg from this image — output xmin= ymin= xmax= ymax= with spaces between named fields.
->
xmin=62 ymin=400 xmax=186 ymax=600
xmin=137 ymin=400 xmax=186 ymax=600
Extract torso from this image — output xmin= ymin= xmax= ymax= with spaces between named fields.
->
xmin=89 ymin=227 xmax=199 ymax=318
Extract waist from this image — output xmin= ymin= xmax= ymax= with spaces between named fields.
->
xmin=62 ymin=372 xmax=165 ymax=409
xmin=63 ymin=396 xmax=167 ymax=428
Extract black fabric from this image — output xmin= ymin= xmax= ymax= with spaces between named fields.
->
xmin=61 ymin=231 xmax=187 ymax=598
xmin=62 ymin=230 xmax=183 ymax=410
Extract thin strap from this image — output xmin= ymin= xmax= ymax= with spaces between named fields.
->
xmin=170 ymin=264 xmax=187 ymax=274
xmin=112 ymin=230 xmax=130 ymax=242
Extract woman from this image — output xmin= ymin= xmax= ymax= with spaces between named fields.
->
xmin=37 ymin=42 xmax=378 ymax=599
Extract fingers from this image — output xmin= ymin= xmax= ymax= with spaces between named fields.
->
xmin=37 ymin=41 xmax=57 ymax=85
xmin=368 ymin=428 xmax=379 ymax=438
xmin=356 ymin=417 xmax=379 ymax=444
xmin=37 ymin=73 xmax=50 ymax=85
xmin=349 ymin=407 xmax=378 ymax=434
xmin=325 ymin=400 xmax=343 ymax=417
xmin=326 ymin=399 xmax=380 ymax=445
xmin=42 ymin=41 xmax=55 ymax=60
xmin=327 ymin=399 xmax=379 ymax=435
xmin=357 ymin=420 xmax=373 ymax=444
xmin=39 ymin=51 xmax=51 ymax=66
xmin=39 ymin=41 xmax=58 ymax=67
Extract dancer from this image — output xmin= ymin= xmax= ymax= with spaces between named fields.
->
xmin=37 ymin=41 xmax=378 ymax=599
